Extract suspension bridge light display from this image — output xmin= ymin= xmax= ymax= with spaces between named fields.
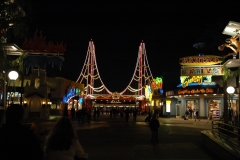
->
xmin=166 ymin=100 xmax=171 ymax=112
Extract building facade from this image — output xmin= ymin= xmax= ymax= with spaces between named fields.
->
xmin=165 ymin=55 xmax=239 ymax=119
xmin=6 ymin=69 xmax=84 ymax=119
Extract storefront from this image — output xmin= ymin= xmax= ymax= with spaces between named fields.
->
xmin=165 ymin=55 xmax=238 ymax=119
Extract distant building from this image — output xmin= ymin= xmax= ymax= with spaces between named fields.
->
xmin=7 ymin=69 xmax=84 ymax=119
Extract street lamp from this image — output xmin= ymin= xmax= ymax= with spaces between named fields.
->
xmin=8 ymin=71 xmax=18 ymax=104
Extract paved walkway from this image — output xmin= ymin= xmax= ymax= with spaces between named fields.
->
xmin=37 ymin=115 xmax=220 ymax=160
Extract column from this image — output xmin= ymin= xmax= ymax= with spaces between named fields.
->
xmin=223 ymin=80 xmax=229 ymax=123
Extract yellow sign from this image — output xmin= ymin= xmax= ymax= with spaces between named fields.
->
xmin=180 ymin=76 xmax=202 ymax=88
xmin=179 ymin=55 xmax=224 ymax=66
xmin=179 ymin=75 xmax=216 ymax=88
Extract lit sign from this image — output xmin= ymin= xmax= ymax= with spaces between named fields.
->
xmin=181 ymin=67 xmax=223 ymax=76
xmin=109 ymin=100 xmax=121 ymax=103
xmin=150 ymin=77 xmax=163 ymax=95
xmin=177 ymin=88 xmax=214 ymax=94
xmin=63 ymin=87 xmax=81 ymax=103
xmin=179 ymin=55 xmax=224 ymax=66
xmin=145 ymin=85 xmax=152 ymax=100
xmin=179 ymin=75 xmax=216 ymax=88
xmin=166 ymin=100 xmax=171 ymax=112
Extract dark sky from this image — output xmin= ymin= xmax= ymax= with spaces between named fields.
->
xmin=28 ymin=1 xmax=240 ymax=92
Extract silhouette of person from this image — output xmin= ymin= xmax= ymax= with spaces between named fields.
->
xmin=44 ymin=117 xmax=88 ymax=160
xmin=133 ymin=109 xmax=137 ymax=122
xmin=125 ymin=108 xmax=130 ymax=122
xmin=0 ymin=104 xmax=44 ymax=160
xmin=71 ymin=107 xmax=75 ymax=120
xmin=30 ymin=117 xmax=44 ymax=142
xmin=195 ymin=108 xmax=200 ymax=121
xmin=149 ymin=114 xmax=160 ymax=144
xmin=64 ymin=104 xmax=68 ymax=117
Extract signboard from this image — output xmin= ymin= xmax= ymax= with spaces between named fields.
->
xmin=177 ymin=88 xmax=214 ymax=95
xmin=178 ymin=75 xmax=216 ymax=88
xmin=181 ymin=67 xmax=223 ymax=76
xmin=179 ymin=55 xmax=224 ymax=66
xmin=176 ymin=88 xmax=221 ymax=95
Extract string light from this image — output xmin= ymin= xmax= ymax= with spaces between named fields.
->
xmin=76 ymin=40 xmax=153 ymax=97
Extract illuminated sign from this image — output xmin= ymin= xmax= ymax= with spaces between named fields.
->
xmin=166 ymin=100 xmax=171 ymax=112
xmin=145 ymin=85 xmax=152 ymax=100
xmin=181 ymin=67 xmax=223 ymax=76
xmin=179 ymin=75 xmax=216 ymax=88
xmin=109 ymin=100 xmax=121 ymax=103
xmin=151 ymin=77 xmax=163 ymax=95
xmin=179 ymin=55 xmax=224 ymax=66
xmin=63 ymin=87 xmax=81 ymax=103
xmin=177 ymin=88 xmax=214 ymax=95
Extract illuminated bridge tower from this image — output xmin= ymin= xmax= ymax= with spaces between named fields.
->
xmin=120 ymin=41 xmax=153 ymax=98
xmin=76 ymin=40 xmax=112 ymax=96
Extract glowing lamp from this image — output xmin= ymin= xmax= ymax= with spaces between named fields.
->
xmin=226 ymin=86 xmax=235 ymax=94
xmin=8 ymin=71 xmax=19 ymax=80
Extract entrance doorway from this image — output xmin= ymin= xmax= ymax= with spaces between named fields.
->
xmin=176 ymin=104 xmax=182 ymax=118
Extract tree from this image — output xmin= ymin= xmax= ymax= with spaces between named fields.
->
xmin=0 ymin=0 xmax=32 ymax=105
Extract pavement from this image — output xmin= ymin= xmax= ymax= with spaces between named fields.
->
xmin=35 ymin=114 xmax=222 ymax=160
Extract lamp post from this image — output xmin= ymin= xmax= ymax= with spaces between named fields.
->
xmin=226 ymin=86 xmax=235 ymax=124
xmin=8 ymin=71 xmax=19 ymax=104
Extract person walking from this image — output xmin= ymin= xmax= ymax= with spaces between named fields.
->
xmin=195 ymin=108 xmax=200 ymax=121
xmin=184 ymin=109 xmax=189 ymax=120
xmin=133 ymin=109 xmax=137 ymax=122
xmin=71 ymin=107 xmax=75 ymax=120
xmin=149 ymin=114 xmax=160 ymax=144
xmin=44 ymin=117 xmax=88 ymax=160
xmin=0 ymin=104 xmax=44 ymax=160
xmin=125 ymin=108 xmax=130 ymax=122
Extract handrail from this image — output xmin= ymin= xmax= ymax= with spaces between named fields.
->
xmin=211 ymin=120 xmax=240 ymax=148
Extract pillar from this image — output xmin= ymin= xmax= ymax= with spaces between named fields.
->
xmin=223 ymin=80 xmax=229 ymax=123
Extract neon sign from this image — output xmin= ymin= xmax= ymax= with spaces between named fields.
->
xmin=178 ymin=88 xmax=214 ymax=95
xmin=179 ymin=75 xmax=215 ymax=88
xmin=63 ymin=87 xmax=81 ymax=103
xmin=181 ymin=76 xmax=202 ymax=88
xmin=150 ymin=77 xmax=163 ymax=95
xmin=145 ymin=85 xmax=152 ymax=100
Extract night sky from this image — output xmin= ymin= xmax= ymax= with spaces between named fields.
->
xmin=28 ymin=1 xmax=240 ymax=92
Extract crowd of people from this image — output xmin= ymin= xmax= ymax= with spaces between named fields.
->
xmin=69 ymin=107 xmax=140 ymax=123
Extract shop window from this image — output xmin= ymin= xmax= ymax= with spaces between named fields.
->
xmin=207 ymin=100 xmax=221 ymax=120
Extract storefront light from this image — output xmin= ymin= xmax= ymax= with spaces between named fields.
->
xmin=226 ymin=86 xmax=235 ymax=94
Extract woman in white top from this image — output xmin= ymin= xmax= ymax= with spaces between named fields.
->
xmin=44 ymin=117 xmax=88 ymax=160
